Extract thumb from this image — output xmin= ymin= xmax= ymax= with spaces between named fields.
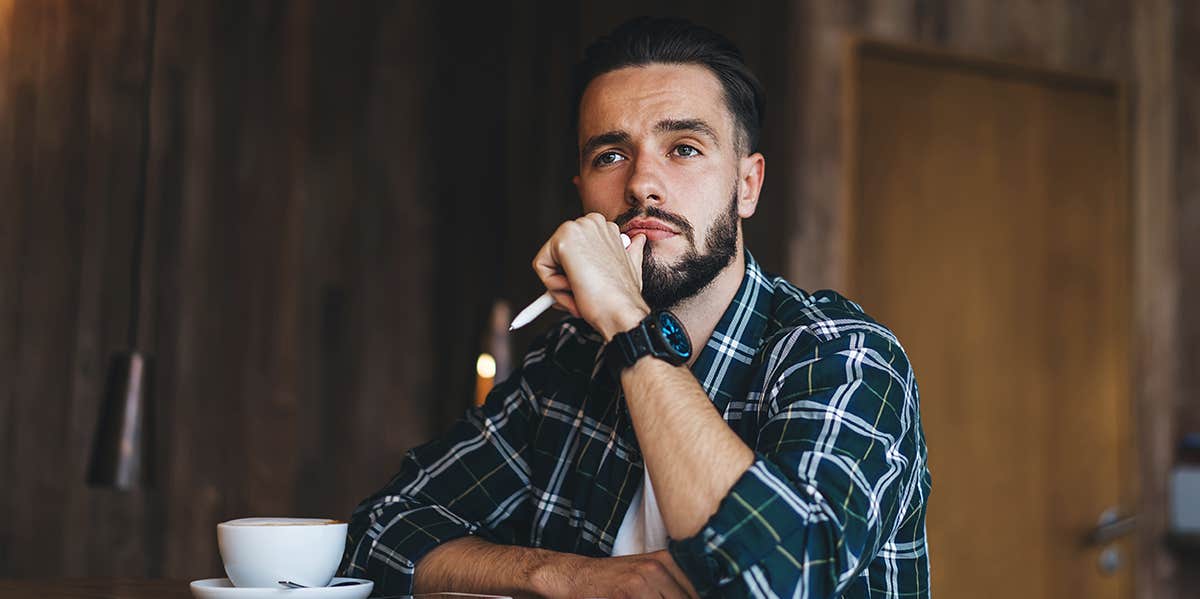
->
xmin=626 ymin=233 xmax=647 ymax=289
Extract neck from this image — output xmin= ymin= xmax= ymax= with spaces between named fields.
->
xmin=670 ymin=246 xmax=746 ymax=364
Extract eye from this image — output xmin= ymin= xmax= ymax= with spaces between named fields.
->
xmin=672 ymin=144 xmax=701 ymax=158
xmin=593 ymin=151 xmax=625 ymax=166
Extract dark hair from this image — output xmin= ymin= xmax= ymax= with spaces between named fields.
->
xmin=572 ymin=16 xmax=765 ymax=155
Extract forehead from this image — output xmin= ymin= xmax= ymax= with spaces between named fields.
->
xmin=577 ymin=63 xmax=733 ymax=145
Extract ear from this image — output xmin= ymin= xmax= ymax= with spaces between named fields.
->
xmin=572 ymin=174 xmax=580 ymax=190
xmin=737 ymin=152 xmax=765 ymax=219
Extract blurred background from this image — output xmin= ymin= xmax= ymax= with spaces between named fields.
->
xmin=1 ymin=1 xmax=1198 ymax=598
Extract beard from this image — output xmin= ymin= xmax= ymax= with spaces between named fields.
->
xmin=615 ymin=185 xmax=740 ymax=311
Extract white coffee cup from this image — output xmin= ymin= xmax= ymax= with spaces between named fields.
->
xmin=217 ymin=517 xmax=348 ymax=588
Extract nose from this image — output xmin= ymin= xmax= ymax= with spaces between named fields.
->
xmin=625 ymin=154 xmax=665 ymax=208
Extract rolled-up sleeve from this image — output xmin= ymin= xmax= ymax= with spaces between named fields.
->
xmin=669 ymin=327 xmax=930 ymax=597
xmin=340 ymin=342 xmax=549 ymax=595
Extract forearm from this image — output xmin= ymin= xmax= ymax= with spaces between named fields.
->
xmin=413 ymin=536 xmax=581 ymax=599
xmin=620 ymin=357 xmax=755 ymax=539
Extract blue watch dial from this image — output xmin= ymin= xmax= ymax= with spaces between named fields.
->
xmin=658 ymin=312 xmax=691 ymax=358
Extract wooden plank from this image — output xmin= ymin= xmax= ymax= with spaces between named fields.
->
xmin=0 ymin=578 xmax=191 ymax=599
xmin=0 ymin=0 xmax=59 ymax=575
xmin=295 ymin=0 xmax=439 ymax=518
xmin=1132 ymin=1 xmax=1184 ymax=598
xmin=0 ymin=0 xmax=151 ymax=576
xmin=65 ymin=0 xmax=154 ymax=577
xmin=1176 ymin=0 xmax=1200 ymax=449
xmin=145 ymin=0 xmax=233 ymax=577
xmin=786 ymin=0 xmax=881 ymax=290
xmin=0 ymin=0 xmax=26 ymax=572
xmin=1176 ymin=21 xmax=1200 ymax=598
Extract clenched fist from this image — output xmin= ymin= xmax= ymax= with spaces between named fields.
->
xmin=532 ymin=213 xmax=651 ymax=340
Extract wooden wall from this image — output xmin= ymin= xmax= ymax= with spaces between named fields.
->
xmin=0 ymin=1 xmax=1196 ymax=596
xmin=0 ymin=0 xmax=796 ymax=581
xmin=1 ymin=0 xmax=156 ymax=575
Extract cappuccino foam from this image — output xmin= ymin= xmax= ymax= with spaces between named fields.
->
xmin=221 ymin=517 xmax=343 ymax=527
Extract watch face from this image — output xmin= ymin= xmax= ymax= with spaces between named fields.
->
xmin=658 ymin=312 xmax=691 ymax=358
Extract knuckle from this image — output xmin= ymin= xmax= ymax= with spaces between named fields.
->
xmin=637 ymin=560 xmax=664 ymax=576
xmin=619 ymin=572 xmax=639 ymax=588
xmin=556 ymin=222 xmax=580 ymax=243
xmin=553 ymin=237 xmax=569 ymax=255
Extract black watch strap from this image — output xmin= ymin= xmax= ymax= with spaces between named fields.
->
xmin=613 ymin=322 xmax=655 ymax=369
xmin=606 ymin=310 xmax=690 ymax=374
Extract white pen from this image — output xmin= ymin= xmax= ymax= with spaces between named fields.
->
xmin=510 ymin=233 xmax=631 ymax=331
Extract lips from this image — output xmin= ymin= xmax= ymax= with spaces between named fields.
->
xmin=622 ymin=219 xmax=679 ymax=242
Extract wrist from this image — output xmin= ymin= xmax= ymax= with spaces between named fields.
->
xmin=618 ymin=348 xmax=675 ymax=385
xmin=599 ymin=301 xmax=651 ymax=342
xmin=529 ymin=551 xmax=589 ymax=598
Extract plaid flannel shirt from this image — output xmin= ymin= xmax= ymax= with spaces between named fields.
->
xmin=343 ymin=251 xmax=931 ymax=598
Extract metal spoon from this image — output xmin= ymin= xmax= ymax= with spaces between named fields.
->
xmin=278 ymin=580 xmax=362 ymax=589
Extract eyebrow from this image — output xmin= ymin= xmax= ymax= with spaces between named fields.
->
xmin=580 ymin=130 xmax=632 ymax=161
xmin=654 ymin=118 xmax=720 ymax=146
xmin=579 ymin=118 xmax=722 ymax=162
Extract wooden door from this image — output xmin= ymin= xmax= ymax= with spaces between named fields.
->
xmin=845 ymin=41 xmax=1134 ymax=598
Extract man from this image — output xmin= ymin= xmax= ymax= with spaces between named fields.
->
xmin=343 ymin=17 xmax=930 ymax=598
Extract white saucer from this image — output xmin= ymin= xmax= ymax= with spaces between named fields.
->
xmin=190 ymin=577 xmax=373 ymax=598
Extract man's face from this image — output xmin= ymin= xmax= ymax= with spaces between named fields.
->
xmin=574 ymin=63 xmax=761 ymax=310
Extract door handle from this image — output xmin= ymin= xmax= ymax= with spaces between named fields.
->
xmin=1085 ymin=508 xmax=1137 ymax=546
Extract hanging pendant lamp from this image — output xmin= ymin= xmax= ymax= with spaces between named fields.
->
xmin=87 ymin=0 xmax=158 ymax=490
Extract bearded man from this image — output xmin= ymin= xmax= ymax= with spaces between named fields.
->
xmin=343 ymin=17 xmax=931 ymax=599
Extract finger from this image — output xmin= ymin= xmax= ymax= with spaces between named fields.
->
xmin=540 ymin=272 xmax=571 ymax=294
xmin=532 ymin=238 xmax=561 ymax=284
xmin=608 ymin=221 xmax=624 ymax=246
xmin=627 ymin=233 xmax=646 ymax=287
xmin=550 ymin=291 xmax=579 ymax=318
xmin=584 ymin=211 xmax=608 ymax=229
xmin=653 ymin=552 xmax=699 ymax=599
xmin=534 ymin=234 xmax=572 ymax=293
xmin=618 ymin=555 xmax=690 ymax=599
xmin=642 ymin=564 xmax=690 ymax=599
xmin=533 ymin=220 xmax=581 ymax=282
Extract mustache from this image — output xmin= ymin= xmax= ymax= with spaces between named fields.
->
xmin=613 ymin=205 xmax=694 ymax=238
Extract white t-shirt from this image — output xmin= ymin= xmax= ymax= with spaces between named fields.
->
xmin=610 ymin=469 xmax=669 ymax=556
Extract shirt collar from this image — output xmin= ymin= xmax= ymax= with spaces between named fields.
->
xmin=688 ymin=250 xmax=774 ymax=415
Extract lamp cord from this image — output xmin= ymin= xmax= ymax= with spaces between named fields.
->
xmin=127 ymin=0 xmax=158 ymax=348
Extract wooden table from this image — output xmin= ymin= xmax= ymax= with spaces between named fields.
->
xmin=0 ymin=579 xmax=192 ymax=598
xmin=0 ymin=579 xmax=453 ymax=598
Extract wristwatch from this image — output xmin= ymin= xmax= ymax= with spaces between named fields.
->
xmin=607 ymin=309 xmax=692 ymax=373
